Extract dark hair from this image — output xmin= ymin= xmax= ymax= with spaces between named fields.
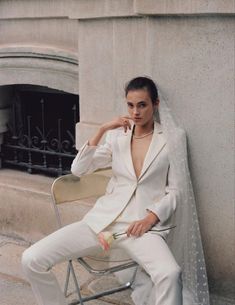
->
xmin=125 ymin=76 xmax=158 ymax=104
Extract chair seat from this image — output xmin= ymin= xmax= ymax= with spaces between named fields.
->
xmin=51 ymin=172 xmax=138 ymax=305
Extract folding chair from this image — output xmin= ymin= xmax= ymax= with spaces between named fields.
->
xmin=51 ymin=169 xmax=138 ymax=305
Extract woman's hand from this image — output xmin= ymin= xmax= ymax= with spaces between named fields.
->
xmin=126 ymin=212 xmax=159 ymax=237
xmin=88 ymin=116 xmax=132 ymax=146
xmin=101 ymin=116 xmax=132 ymax=133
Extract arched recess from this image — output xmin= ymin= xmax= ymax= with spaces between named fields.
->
xmin=0 ymin=46 xmax=79 ymax=174
xmin=0 ymin=46 xmax=78 ymax=94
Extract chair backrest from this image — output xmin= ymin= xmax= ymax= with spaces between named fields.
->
xmin=51 ymin=169 xmax=112 ymax=227
xmin=51 ymin=169 xmax=112 ymax=205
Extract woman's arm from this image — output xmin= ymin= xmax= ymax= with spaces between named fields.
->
xmin=71 ymin=116 xmax=132 ymax=177
xmin=126 ymin=211 xmax=159 ymax=237
xmin=147 ymin=164 xmax=179 ymax=224
xmin=88 ymin=126 xmax=107 ymax=147
xmin=126 ymin=164 xmax=179 ymax=237
xmin=71 ymin=130 xmax=112 ymax=177
xmin=147 ymin=128 xmax=186 ymax=224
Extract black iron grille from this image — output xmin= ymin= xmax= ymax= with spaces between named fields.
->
xmin=1 ymin=88 xmax=79 ymax=176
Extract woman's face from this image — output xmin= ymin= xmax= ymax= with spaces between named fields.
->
xmin=126 ymin=89 xmax=158 ymax=126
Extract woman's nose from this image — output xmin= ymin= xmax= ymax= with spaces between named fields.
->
xmin=133 ymin=108 xmax=140 ymax=115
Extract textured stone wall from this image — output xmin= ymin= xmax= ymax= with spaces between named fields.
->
xmin=0 ymin=0 xmax=79 ymax=93
xmin=0 ymin=0 xmax=234 ymax=302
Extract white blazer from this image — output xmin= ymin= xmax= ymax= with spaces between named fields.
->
xmin=71 ymin=121 xmax=180 ymax=234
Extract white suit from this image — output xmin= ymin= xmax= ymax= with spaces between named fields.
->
xmin=21 ymin=121 xmax=183 ymax=305
xmin=71 ymin=121 xmax=179 ymax=234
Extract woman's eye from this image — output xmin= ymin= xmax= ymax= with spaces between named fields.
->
xmin=139 ymin=104 xmax=146 ymax=108
xmin=127 ymin=104 xmax=133 ymax=108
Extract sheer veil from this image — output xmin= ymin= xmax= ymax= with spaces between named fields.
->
xmin=157 ymin=89 xmax=210 ymax=305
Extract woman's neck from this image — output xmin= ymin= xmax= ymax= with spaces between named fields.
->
xmin=133 ymin=120 xmax=154 ymax=137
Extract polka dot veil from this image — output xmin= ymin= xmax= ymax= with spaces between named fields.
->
xmin=157 ymin=89 xmax=210 ymax=305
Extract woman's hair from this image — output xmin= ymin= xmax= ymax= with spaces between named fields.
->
xmin=125 ymin=76 xmax=159 ymax=104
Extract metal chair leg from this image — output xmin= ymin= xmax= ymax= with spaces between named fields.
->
xmin=128 ymin=265 xmax=138 ymax=287
xmin=64 ymin=260 xmax=71 ymax=297
xmin=69 ymin=261 xmax=84 ymax=305
xmin=68 ymin=265 xmax=138 ymax=305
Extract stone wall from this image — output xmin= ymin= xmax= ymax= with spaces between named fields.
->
xmin=0 ymin=0 xmax=234 ymax=302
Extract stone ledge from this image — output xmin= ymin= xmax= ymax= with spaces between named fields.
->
xmin=0 ymin=169 xmax=52 ymax=193
xmin=70 ymin=0 xmax=235 ymax=19
xmin=134 ymin=0 xmax=235 ymax=16
xmin=0 ymin=55 xmax=78 ymax=94
xmin=0 ymin=46 xmax=78 ymax=65
xmin=70 ymin=0 xmax=136 ymax=20
xmin=0 ymin=0 xmax=234 ymax=21
xmin=0 ymin=0 xmax=70 ymax=20
xmin=0 ymin=169 xmax=95 ymax=242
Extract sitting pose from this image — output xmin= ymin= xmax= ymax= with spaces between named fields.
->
xmin=22 ymin=76 xmax=209 ymax=305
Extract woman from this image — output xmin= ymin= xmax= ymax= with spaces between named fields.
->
xmin=22 ymin=77 xmax=210 ymax=305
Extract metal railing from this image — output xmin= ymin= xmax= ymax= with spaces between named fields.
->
xmin=1 ymin=94 xmax=79 ymax=176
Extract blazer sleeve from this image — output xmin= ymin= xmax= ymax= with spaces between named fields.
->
xmin=71 ymin=131 xmax=112 ymax=177
xmin=147 ymin=128 xmax=186 ymax=224
xmin=147 ymin=164 xmax=180 ymax=224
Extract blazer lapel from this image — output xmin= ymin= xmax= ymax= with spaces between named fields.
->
xmin=117 ymin=121 xmax=166 ymax=181
xmin=138 ymin=121 xmax=166 ymax=181
xmin=117 ymin=126 xmax=136 ymax=179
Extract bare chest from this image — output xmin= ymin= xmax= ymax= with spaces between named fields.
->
xmin=131 ymin=136 xmax=152 ymax=179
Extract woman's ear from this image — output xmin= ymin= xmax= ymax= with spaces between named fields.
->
xmin=153 ymin=99 xmax=160 ymax=110
xmin=152 ymin=99 xmax=160 ymax=120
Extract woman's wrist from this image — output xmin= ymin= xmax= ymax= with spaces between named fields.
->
xmin=145 ymin=211 xmax=159 ymax=226
xmin=99 ymin=125 xmax=108 ymax=133
xmin=100 ymin=122 xmax=113 ymax=133
xmin=88 ymin=127 xmax=107 ymax=146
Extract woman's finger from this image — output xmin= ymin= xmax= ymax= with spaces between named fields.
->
xmin=140 ymin=225 xmax=149 ymax=236
xmin=131 ymin=223 xmax=140 ymax=235
xmin=127 ymin=220 xmax=151 ymax=237
xmin=122 ymin=117 xmax=131 ymax=130
xmin=135 ymin=224 xmax=143 ymax=237
xmin=126 ymin=223 xmax=134 ymax=237
xmin=123 ymin=115 xmax=133 ymax=121
xmin=127 ymin=221 xmax=138 ymax=237
xmin=130 ymin=222 xmax=142 ymax=236
xmin=121 ymin=118 xmax=129 ymax=133
xmin=127 ymin=120 xmax=131 ymax=130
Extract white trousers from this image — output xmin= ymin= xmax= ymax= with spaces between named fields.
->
xmin=21 ymin=221 xmax=182 ymax=305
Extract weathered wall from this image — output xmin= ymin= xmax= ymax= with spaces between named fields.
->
xmin=0 ymin=0 xmax=234 ymax=302
xmin=0 ymin=2 xmax=78 ymax=93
